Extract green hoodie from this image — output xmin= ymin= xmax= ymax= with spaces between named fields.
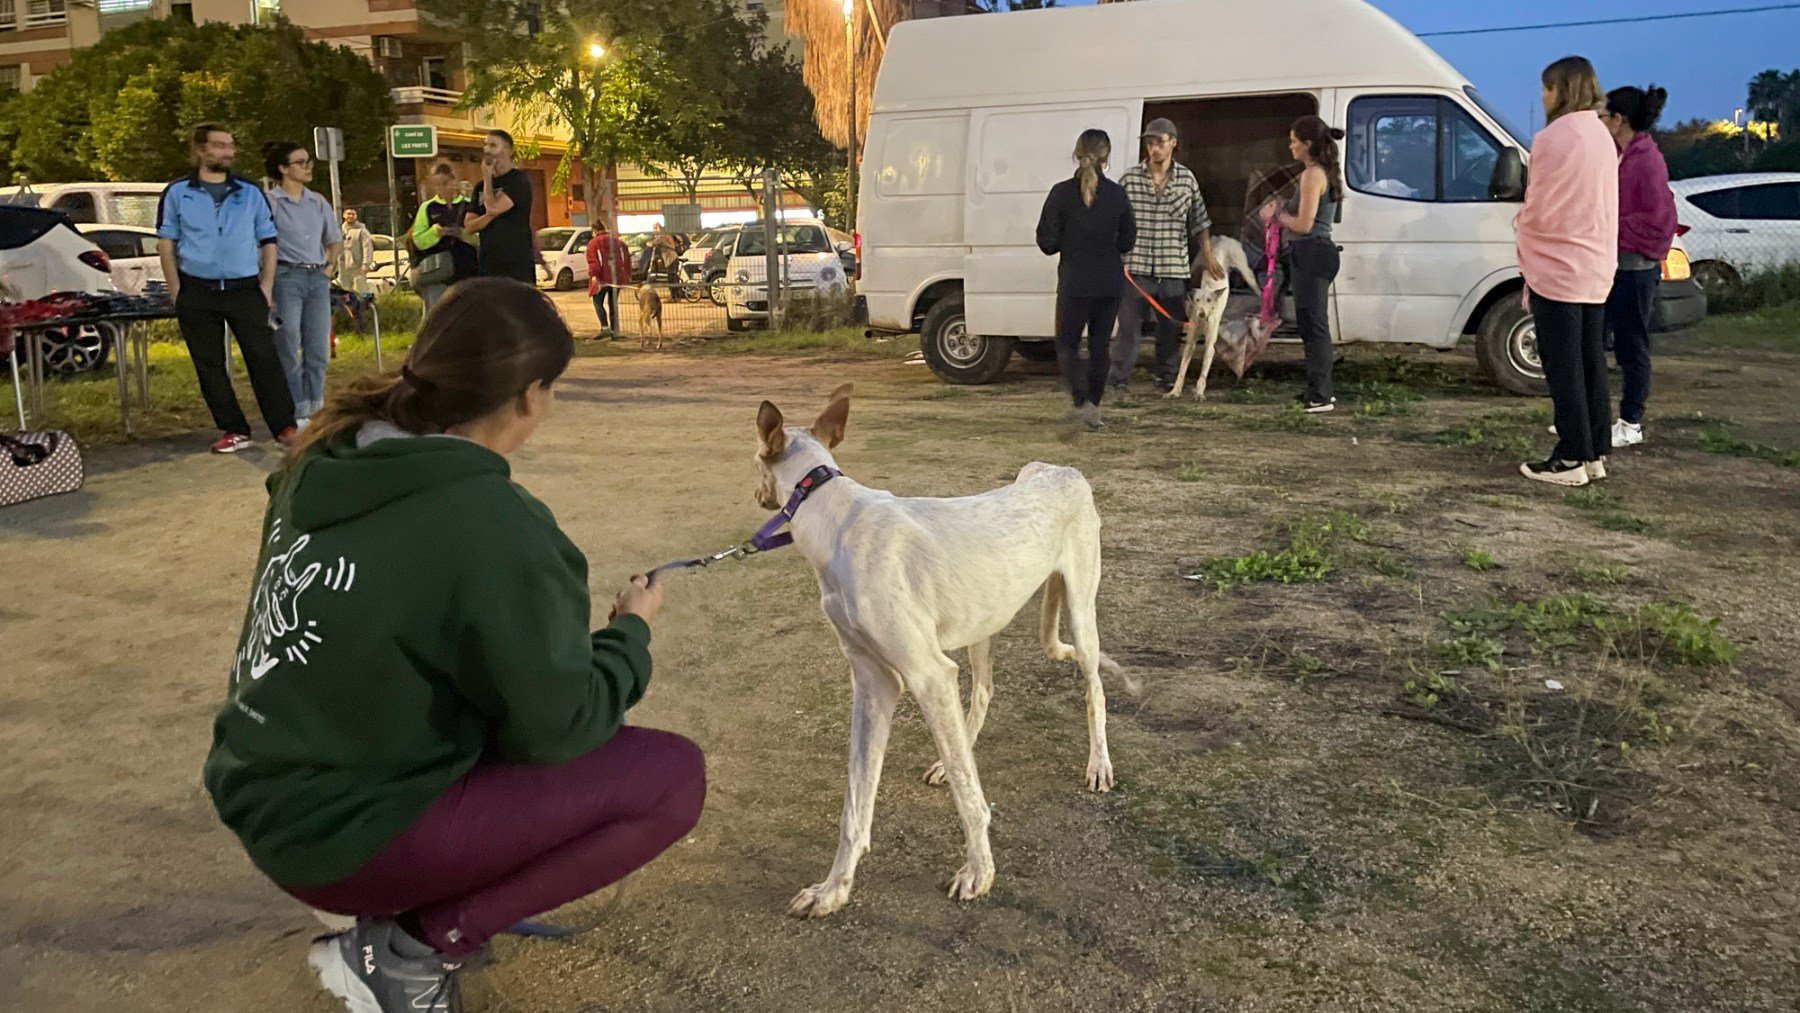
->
xmin=202 ymin=429 xmax=652 ymax=887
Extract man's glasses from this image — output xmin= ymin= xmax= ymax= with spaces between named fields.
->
xmin=288 ymin=158 xmax=314 ymax=168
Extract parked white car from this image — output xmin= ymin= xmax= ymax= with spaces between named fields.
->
xmin=1669 ymin=173 xmax=1800 ymax=296
xmin=721 ymin=220 xmax=851 ymax=331
xmin=0 ymin=206 xmax=120 ymax=374
xmin=855 ymin=0 xmax=1700 ymax=393
xmin=0 ymin=181 xmax=167 ymax=228
xmin=536 ymin=227 xmax=593 ymax=291
xmin=364 ymin=233 xmax=403 ymax=294
xmin=78 ymin=223 xmax=164 ymax=295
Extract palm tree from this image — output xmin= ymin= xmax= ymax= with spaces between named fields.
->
xmin=1746 ymin=68 xmax=1799 ymax=142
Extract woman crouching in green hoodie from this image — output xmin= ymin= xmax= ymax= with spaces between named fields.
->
xmin=202 ymin=277 xmax=703 ymax=1013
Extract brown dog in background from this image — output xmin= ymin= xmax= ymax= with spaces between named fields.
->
xmin=637 ymin=285 xmax=664 ymax=350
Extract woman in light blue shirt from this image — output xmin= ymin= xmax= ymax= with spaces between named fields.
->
xmin=264 ymin=141 xmax=343 ymax=421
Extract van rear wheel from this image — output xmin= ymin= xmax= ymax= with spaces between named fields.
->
xmin=921 ymin=294 xmax=1012 ymax=385
xmin=1475 ymin=297 xmax=1549 ymax=397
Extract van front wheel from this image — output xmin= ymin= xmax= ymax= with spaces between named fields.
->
xmin=1475 ymin=298 xmax=1549 ymax=397
xmin=921 ymin=294 xmax=1013 ymax=384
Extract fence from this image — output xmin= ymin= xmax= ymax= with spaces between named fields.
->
xmin=1676 ymin=208 xmax=1800 ymax=313
xmin=573 ymin=172 xmax=856 ymax=342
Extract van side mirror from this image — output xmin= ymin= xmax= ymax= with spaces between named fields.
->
xmin=835 ymin=241 xmax=852 ymax=254
xmin=1490 ymin=148 xmax=1527 ymax=202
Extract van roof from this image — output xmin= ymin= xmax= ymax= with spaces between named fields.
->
xmin=876 ymin=0 xmax=1468 ymax=111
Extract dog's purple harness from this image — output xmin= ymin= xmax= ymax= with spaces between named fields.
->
xmin=645 ymin=465 xmax=840 ymax=583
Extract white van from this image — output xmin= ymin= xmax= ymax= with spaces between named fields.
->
xmin=0 ymin=182 xmax=168 ymax=229
xmin=855 ymin=0 xmax=1702 ymax=393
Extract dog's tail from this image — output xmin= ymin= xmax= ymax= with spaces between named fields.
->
xmin=1041 ymin=573 xmax=1142 ymax=698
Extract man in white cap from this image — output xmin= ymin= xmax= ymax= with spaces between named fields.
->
xmin=1108 ymin=117 xmax=1224 ymax=394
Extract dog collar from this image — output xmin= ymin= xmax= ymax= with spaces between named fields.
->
xmin=749 ymin=465 xmax=841 ymax=552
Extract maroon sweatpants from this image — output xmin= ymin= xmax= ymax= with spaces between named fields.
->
xmin=283 ymin=727 xmax=706 ymax=957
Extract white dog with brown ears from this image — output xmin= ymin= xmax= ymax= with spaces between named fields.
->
xmin=755 ymin=384 xmax=1133 ymax=918
xmin=1165 ymin=235 xmax=1260 ymax=400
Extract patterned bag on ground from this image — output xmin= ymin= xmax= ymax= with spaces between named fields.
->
xmin=0 ymin=430 xmax=84 ymax=508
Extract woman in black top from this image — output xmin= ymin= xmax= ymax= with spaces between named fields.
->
xmin=1036 ymin=129 xmax=1137 ymax=430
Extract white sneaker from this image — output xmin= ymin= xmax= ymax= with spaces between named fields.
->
xmin=1547 ymin=424 xmax=1558 ymax=436
xmin=1587 ymin=459 xmax=1607 ymax=481
xmin=1611 ymin=420 xmax=1644 ymax=448
xmin=1520 ymin=458 xmax=1589 ymax=487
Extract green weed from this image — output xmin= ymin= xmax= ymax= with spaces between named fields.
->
xmin=1461 ymin=548 xmax=1500 ymax=572
xmin=1174 ymin=461 xmax=1208 ymax=483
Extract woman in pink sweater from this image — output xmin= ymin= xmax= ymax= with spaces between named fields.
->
xmin=1515 ymin=56 xmax=1619 ymax=487
xmin=1602 ymin=85 xmax=1677 ymax=449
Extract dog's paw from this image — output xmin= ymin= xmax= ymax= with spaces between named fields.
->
xmin=1085 ymin=756 xmax=1115 ymax=793
xmin=1161 ymin=387 xmax=1180 ymax=399
xmin=945 ymin=862 xmax=994 ymax=902
xmin=1193 ymin=389 xmax=1208 ymax=401
xmin=923 ymin=760 xmax=947 ymax=786
xmin=1046 ymin=641 xmax=1076 ymax=663
xmin=787 ymin=881 xmax=851 ymax=919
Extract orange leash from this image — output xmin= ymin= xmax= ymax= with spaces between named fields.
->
xmin=1124 ymin=269 xmax=1180 ymax=322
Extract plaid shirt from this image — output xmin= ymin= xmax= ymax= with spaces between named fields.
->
xmin=1120 ymin=162 xmax=1210 ymax=279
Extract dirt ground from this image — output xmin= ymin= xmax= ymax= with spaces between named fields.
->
xmin=3 ymin=324 xmax=1798 ymax=1012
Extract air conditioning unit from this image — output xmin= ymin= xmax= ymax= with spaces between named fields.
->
xmin=376 ymin=37 xmax=403 ymax=60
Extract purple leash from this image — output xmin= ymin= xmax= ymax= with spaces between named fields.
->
xmin=645 ymin=465 xmax=840 ymax=584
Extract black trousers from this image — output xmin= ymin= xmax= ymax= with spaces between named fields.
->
xmin=482 ymin=261 xmax=537 ymax=285
xmin=175 ymin=282 xmax=296 ymax=438
xmin=1290 ymin=238 xmax=1340 ymax=401
xmin=1055 ymin=293 xmax=1119 ymax=406
xmin=1532 ymin=293 xmax=1610 ymax=463
xmin=1605 ymin=268 xmax=1658 ymax=425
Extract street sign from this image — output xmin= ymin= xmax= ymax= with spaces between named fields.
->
xmin=313 ymin=127 xmax=346 ymax=217
xmin=312 ymin=126 xmax=345 ymax=162
xmin=389 ymin=125 xmax=438 ymax=158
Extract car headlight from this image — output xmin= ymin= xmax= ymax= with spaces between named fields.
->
xmin=735 ymin=270 xmax=750 ymax=283
xmin=820 ymin=267 xmax=839 ymax=281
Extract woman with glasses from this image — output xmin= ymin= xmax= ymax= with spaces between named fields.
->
xmin=263 ymin=141 xmax=342 ymax=422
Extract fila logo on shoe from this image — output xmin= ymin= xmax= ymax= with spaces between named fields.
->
xmin=363 ymin=944 xmax=376 ymax=976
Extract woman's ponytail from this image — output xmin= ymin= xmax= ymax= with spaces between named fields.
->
xmin=1071 ymin=128 xmax=1112 ymax=207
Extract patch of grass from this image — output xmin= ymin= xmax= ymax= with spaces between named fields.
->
xmin=1342 ymin=379 xmax=1424 ymax=419
xmin=1173 ymin=460 xmax=1208 ymax=483
xmin=3 ymin=329 xmax=417 ymax=446
xmin=1687 ymin=301 xmax=1800 ymax=352
xmin=1446 ymin=592 xmax=1737 ymax=673
xmin=1699 ymin=262 xmax=1800 ymax=316
xmin=1337 ymin=354 xmax=1462 ymax=392
xmin=1576 ymin=563 xmax=1632 ymax=586
xmin=776 ymin=290 xmax=857 ymax=332
xmin=1422 ymin=412 xmax=1537 ymax=459
xmin=1564 ymin=486 xmax=1657 ymax=536
xmin=1434 ymin=635 xmax=1506 ymax=671
xmin=1695 ymin=423 xmax=1800 ymax=469
xmin=1194 ymin=510 xmax=1372 ymax=590
xmin=1232 ymin=403 xmax=1327 ymax=434
xmin=1606 ymin=603 xmax=1742 ymax=669
xmin=1211 ymin=374 xmax=1289 ymax=404
xmin=691 ymin=326 xmax=912 ymax=359
xmin=1461 ymin=547 xmax=1500 ymax=572
xmin=925 ymin=386 xmax=968 ymax=400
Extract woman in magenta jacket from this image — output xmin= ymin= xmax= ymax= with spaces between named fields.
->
xmin=1601 ymin=85 xmax=1678 ymax=450
xmin=1514 ymin=56 xmax=1619 ymax=488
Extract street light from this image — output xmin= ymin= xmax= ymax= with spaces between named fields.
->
xmin=588 ymin=42 xmax=606 ymax=60
xmin=844 ymin=0 xmax=857 ymax=237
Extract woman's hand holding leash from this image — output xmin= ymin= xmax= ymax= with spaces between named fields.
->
xmin=610 ymin=575 xmax=664 ymax=624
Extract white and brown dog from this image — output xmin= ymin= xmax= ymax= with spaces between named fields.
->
xmin=755 ymin=384 xmax=1132 ymax=918
xmin=1165 ymin=236 xmax=1260 ymax=400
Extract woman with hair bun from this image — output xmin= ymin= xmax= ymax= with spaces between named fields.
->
xmin=1600 ymin=84 xmax=1677 ymax=449
xmin=1275 ymin=115 xmax=1346 ymax=412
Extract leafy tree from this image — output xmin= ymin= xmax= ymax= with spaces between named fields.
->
xmin=9 ymin=18 xmax=392 ymax=184
xmin=1659 ymin=119 xmax=1751 ymax=181
xmin=424 ymin=0 xmax=749 ymax=224
xmin=717 ymin=47 xmax=842 ymax=214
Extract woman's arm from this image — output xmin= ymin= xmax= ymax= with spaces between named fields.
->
xmin=1117 ymin=193 xmax=1138 ymax=254
xmin=1035 ymin=184 xmax=1065 ymax=256
xmin=1279 ymin=166 xmax=1326 ymax=235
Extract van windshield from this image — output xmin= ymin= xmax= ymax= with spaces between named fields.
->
xmin=1465 ymin=86 xmax=1531 ymax=151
